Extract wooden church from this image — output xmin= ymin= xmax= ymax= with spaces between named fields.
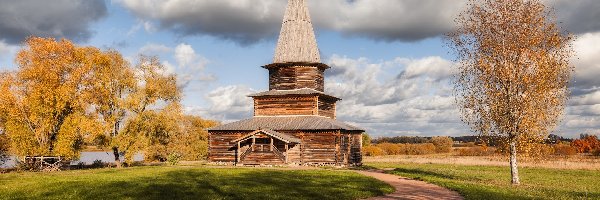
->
xmin=208 ymin=0 xmax=363 ymax=166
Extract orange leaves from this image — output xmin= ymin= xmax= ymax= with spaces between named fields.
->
xmin=0 ymin=37 xmax=190 ymax=161
xmin=571 ymin=135 xmax=600 ymax=154
xmin=0 ymin=37 xmax=131 ymax=158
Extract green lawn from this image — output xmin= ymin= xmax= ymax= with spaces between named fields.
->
xmin=0 ymin=166 xmax=393 ymax=200
xmin=366 ymin=162 xmax=600 ymax=200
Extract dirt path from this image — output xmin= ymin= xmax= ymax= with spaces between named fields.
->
xmin=355 ymin=170 xmax=463 ymax=200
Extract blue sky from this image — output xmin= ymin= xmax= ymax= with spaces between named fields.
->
xmin=1 ymin=0 xmax=599 ymax=138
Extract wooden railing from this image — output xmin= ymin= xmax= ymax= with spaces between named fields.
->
xmin=239 ymin=146 xmax=253 ymax=161
xmin=271 ymin=145 xmax=285 ymax=162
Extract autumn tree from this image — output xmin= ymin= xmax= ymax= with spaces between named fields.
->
xmin=118 ymin=104 xmax=218 ymax=163
xmin=447 ymin=0 xmax=573 ymax=185
xmin=0 ymin=37 xmax=215 ymax=167
xmin=169 ymin=115 xmax=218 ymax=161
xmin=571 ymin=135 xmax=600 ymax=153
xmin=104 ymin=55 xmax=181 ymax=165
xmin=0 ymin=38 xmax=101 ymax=159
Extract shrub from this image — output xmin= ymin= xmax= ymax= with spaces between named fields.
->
xmin=456 ymin=146 xmax=496 ymax=156
xmin=592 ymin=149 xmax=600 ymax=157
xmin=430 ymin=136 xmax=453 ymax=153
xmin=552 ymin=143 xmax=577 ymax=156
xmin=571 ymin=135 xmax=600 ymax=153
xmin=363 ymin=146 xmax=386 ymax=156
xmin=377 ymin=143 xmax=402 ymax=155
xmin=15 ymin=158 xmax=38 ymax=171
xmin=405 ymin=143 xmax=436 ymax=155
xmin=167 ymin=153 xmax=181 ymax=165
xmin=91 ymin=159 xmax=105 ymax=168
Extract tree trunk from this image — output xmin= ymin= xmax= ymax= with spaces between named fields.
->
xmin=112 ymin=146 xmax=122 ymax=168
xmin=509 ymin=140 xmax=520 ymax=185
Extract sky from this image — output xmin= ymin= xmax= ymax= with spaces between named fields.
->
xmin=0 ymin=0 xmax=599 ymax=138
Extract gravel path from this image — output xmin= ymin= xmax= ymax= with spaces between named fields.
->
xmin=355 ymin=170 xmax=464 ymax=200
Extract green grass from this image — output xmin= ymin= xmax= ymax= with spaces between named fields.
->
xmin=367 ymin=162 xmax=600 ymax=200
xmin=0 ymin=166 xmax=394 ymax=200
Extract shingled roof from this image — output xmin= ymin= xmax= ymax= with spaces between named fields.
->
xmin=273 ymin=0 xmax=320 ymax=63
xmin=208 ymin=116 xmax=364 ymax=131
xmin=248 ymin=88 xmax=341 ymax=100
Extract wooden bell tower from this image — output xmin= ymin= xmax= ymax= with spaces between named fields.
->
xmin=250 ymin=0 xmax=340 ymax=119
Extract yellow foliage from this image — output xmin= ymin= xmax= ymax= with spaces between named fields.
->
xmin=448 ymin=0 xmax=574 ymax=184
xmin=0 ymin=37 xmax=210 ymax=164
xmin=363 ymin=146 xmax=386 ymax=156
xmin=0 ymin=37 xmax=101 ymax=158
xmin=430 ymin=136 xmax=453 ymax=153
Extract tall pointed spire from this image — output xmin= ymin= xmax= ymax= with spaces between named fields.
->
xmin=273 ymin=0 xmax=320 ymax=63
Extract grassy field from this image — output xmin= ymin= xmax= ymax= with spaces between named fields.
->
xmin=366 ymin=161 xmax=600 ymax=200
xmin=0 ymin=166 xmax=393 ymax=200
xmin=364 ymin=154 xmax=600 ymax=170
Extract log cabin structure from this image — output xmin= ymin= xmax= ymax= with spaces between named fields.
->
xmin=208 ymin=0 xmax=364 ymax=166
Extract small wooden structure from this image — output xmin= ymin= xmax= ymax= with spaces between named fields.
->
xmin=23 ymin=156 xmax=64 ymax=171
xmin=208 ymin=0 xmax=363 ymax=166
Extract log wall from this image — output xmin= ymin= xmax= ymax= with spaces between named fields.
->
xmin=269 ymin=66 xmax=325 ymax=91
xmin=317 ymin=97 xmax=336 ymax=119
xmin=254 ymin=96 xmax=317 ymax=116
xmin=208 ymin=130 xmax=363 ymax=165
xmin=208 ymin=131 xmax=249 ymax=162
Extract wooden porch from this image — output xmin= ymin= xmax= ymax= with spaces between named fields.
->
xmin=232 ymin=130 xmax=300 ymax=165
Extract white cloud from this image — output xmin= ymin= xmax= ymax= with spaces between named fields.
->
xmin=400 ymin=56 xmax=454 ymax=81
xmin=175 ymin=43 xmax=204 ymax=70
xmin=139 ymin=43 xmax=172 ymax=55
xmin=572 ymin=31 xmax=600 ymax=90
xmin=570 ymin=90 xmax=600 ymax=106
xmin=137 ymin=43 xmax=214 ymax=88
xmin=324 ymin=55 xmax=464 ymax=136
xmin=186 ymin=53 xmax=600 ymax=138
xmin=185 ymin=85 xmax=255 ymax=121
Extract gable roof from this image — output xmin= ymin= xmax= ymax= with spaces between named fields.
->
xmin=273 ymin=0 xmax=320 ymax=63
xmin=208 ymin=116 xmax=364 ymax=131
xmin=232 ymin=129 xmax=301 ymax=143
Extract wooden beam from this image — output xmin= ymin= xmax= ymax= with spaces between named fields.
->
xmin=285 ymin=143 xmax=289 ymax=163
xmin=252 ymin=137 xmax=256 ymax=151
xmin=237 ymin=141 xmax=241 ymax=163
xmin=270 ymin=138 xmax=273 ymax=151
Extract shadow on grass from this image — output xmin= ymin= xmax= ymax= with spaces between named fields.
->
xmin=1 ymin=168 xmax=392 ymax=200
xmin=390 ymin=168 xmax=457 ymax=180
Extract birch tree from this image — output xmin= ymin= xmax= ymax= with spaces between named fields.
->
xmin=447 ymin=0 xmax=573 ymax=185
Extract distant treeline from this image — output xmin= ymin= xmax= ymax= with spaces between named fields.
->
xmin=372 ymin=134 xmax=575 ymax=145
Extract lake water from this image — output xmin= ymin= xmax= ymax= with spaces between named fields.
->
xmin=1 ymin=152 xmax=144 ymax=168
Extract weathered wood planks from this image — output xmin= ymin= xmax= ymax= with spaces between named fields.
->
xmin=269 ymin=66 xmax=325 ymax=92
